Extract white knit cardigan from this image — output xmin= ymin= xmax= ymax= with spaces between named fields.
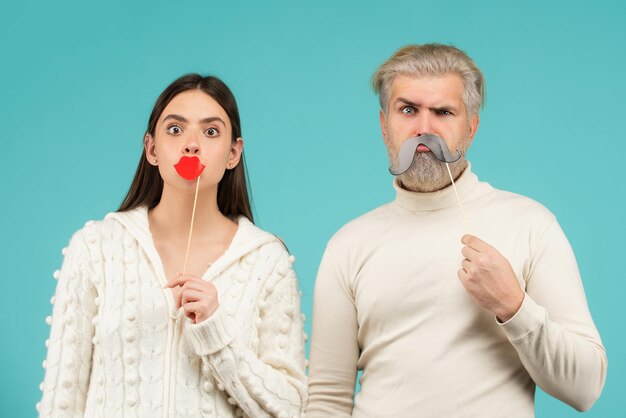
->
xmin=38 ymin=207 xmax=307 ymax=418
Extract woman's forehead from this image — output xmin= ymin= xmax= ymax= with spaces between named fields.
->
xmin=160 ymin=90 xmax=230 ymax=125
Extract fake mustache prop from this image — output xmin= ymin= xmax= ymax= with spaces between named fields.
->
xmin=388 ymin=134 xmax=469 ymax=232
xmin=389 ymin=134 xmax=462 ymax=176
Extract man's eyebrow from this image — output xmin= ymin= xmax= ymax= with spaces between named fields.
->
xmin=394 ymin=98 xmax=459 ymax=114
xmin=395 ymin=97 xmax=459 ymax=113
xmin=429 ymin=105 xmax=459 ymax=113
xmin=395 ymin=97 xmax=420 ymax=107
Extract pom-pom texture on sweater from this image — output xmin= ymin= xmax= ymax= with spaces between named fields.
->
xmin=38 ymin=207 xmax=307 ymax=418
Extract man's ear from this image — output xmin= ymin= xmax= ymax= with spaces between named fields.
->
xmin=379 ymin=109 xmax=388 ymax=143
xmin=467 ymin=114 xmax=480 ymax=146
xmin=144 ymin=133 xmax=158 ymax=165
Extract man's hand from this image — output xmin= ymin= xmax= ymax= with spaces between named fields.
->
xmin=166 ymin=273 xmax=219 ymax=324
xmin=458 ymin=235 xmax=525 ymax=322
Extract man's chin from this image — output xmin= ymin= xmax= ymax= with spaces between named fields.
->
xmin=398 ymin=159 xmax=467 ymax=192
xmin=399 ymin=176 xmax=448 ymax=192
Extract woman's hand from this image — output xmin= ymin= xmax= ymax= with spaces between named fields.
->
xmin=165 ymin=274 xmax=219 ymax=323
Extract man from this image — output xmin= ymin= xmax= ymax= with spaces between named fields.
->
xmin=306 ymin=44 xmax=607 ymax=417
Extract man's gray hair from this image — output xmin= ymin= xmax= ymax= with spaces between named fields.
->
xmin=372 ymin=43 xmax=486 ymax=116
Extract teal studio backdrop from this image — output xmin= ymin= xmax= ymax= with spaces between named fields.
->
xmin=1 ymin=0 xmax=624 ymax=416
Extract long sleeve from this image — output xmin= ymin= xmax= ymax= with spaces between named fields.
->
xmin=499 ymin=219 xmax=607 ymax=411
xmin=306 ymin=245 xmax=359 ymax=418
xmin=38 ymin=231 xmax=98 ymax=417
xmin=185 ymin=252 xmax=307 ymax=418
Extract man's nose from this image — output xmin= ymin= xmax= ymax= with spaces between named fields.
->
xmin=412 ymin=113 xmax=433 ymax=137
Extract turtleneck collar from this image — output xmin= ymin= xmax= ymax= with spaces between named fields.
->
xmin=392 ymin=163 xmax=480 ymax=212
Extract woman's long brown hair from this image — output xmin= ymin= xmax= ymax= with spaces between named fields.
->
xmin=118 ymin=74 xmax=254 ymax=223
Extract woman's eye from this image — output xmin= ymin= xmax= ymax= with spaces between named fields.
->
xmin=206 ymin=127 xmax=219 ymax=137
xmin=166 ymin=125 xmax=182 ymax=135
xmin=401 ymin=106 xmax=415 ymax=115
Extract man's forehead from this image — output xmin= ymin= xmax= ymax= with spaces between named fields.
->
xmin=389 ymin=74 xmax=465 ymax=104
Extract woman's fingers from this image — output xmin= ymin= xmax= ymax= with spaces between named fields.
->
xmin=164 ymin=275 xmax=219 ymax=322
xmin=180 ymin=289 xmax=207 ymax=306
xmin=165 ymin=275 xmax=197 ymax=288
xmin=181 ymin=288 xmax=219 ymax=322
xmin=166 ymin=276 xmax=212 ymax=293
xmin=182 ymin=301 xmax=204 ymax=321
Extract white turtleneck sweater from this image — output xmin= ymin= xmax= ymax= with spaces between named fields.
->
xmin=38 ymin=207 xmax=307 ymax=418
xmin=306 ymin=166 xmax=607 ymax=418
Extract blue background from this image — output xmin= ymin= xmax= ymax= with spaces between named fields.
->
xmin=1 ymin=1 xmax=624 ymax=416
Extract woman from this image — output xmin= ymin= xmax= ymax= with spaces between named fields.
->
xmin=38 ymin=74 xmax=307 ymax=417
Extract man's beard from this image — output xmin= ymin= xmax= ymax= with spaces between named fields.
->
xmin=389 ymin=134 xmax=470 ymax=193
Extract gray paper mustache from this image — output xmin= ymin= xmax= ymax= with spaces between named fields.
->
xmin=389 ymin=134 xmax=462 ymax=176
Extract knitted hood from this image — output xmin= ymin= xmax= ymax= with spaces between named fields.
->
xmin=105 ymin=206 xmax=282 ymax=280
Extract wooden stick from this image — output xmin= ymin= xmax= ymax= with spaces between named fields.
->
xmin=182 ymin=176 xmax=201 ymax=275
xmin=445 ymin=162 xmax=469 ymax=232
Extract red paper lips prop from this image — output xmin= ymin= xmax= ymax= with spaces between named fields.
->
xmin=174 ymin=156 xmax=205 ymax=180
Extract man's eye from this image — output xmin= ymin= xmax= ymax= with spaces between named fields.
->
xmin=167 ymin=125 xmax=182 ymax=134
xmin=437 ymin=110 xmax=453 ymax=116
xmin=206 ymin=127 xmax=219 ymax=137
xmin=401 ymin=106 xmax=415 ymax=114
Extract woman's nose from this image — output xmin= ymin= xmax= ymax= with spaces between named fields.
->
xmin=183 ymin=142 xmax=200 ymax=155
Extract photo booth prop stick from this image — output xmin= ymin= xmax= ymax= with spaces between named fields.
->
xmin=390 ymin=134 xmax=469 ymax=231
xmin=174 ymin=156 xmax=206 ymax=274
xmin=444 ymin=162 xmax=469 ymax=232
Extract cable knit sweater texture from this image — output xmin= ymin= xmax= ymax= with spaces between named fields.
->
xmin=38 ymin=207 xmax=307 ymax=418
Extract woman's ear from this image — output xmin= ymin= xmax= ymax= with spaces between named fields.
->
xmin=144 ymin=133 xmax=158 ymax=165
xmin=227 ymin=137 xmax=244 ymax=169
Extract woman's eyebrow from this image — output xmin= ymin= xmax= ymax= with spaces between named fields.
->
xmin=200 ymin=116 xmax=226 ymax=126
xmin=162 ymin=114 xmax=225 ymax=126
xmin=162 ymin=114 xmax=187 ymax=123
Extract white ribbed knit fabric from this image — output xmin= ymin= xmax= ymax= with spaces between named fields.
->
xmin=38 ymin=207 xmax=307 ymax=418
xmin=307 ymin=165 xmax=607 ymax=417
